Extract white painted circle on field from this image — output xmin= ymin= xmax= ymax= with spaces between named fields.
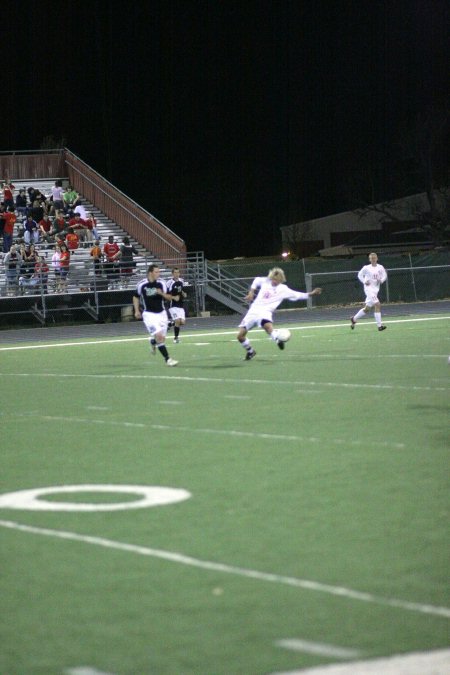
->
xmin=0 ymin=485 xmax=191 ymax=512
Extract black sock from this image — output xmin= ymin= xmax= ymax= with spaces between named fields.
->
xmin=174 ymin=326 xmax=180 ymax=338
xmin=150 ymin=338 xmax=157 ymax=347
xmin=158 ymin=344 xmax=169 ymax=360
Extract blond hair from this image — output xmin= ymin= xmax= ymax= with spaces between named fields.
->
xmin=268 ymin=267 xmax=286 ymax=283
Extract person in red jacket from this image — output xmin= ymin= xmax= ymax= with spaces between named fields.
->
xmin=2 ymin=181 xmax=15 ymax=209
xmin=2 ymin=207 xmax=17 ymax=252
xmin=59 ymin=243 xmax=70 ymax=292
xmin=65 ymin=227 xmax=79 ymax=251
xmin=103 ymin=235 xmax=120 ymax=288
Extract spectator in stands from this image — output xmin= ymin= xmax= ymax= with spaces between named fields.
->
xmin=68 ymin=212 xmax=89 ymax=245
xmin=2 ymin=181 xmax=15 ymax=209
xmin=0 ymin=204 xmax=6 ymax=239
xmin=27 ymin=186 xmax=37 ymax=204
xmin=59 ymin=243 xmax=70 ymax=292
xmin=50 ymin=180 xmax=65 ymax=213
xmin=90 ymin=239 xmax=103 ymax=276
xmin=65 ymin=227 xmax=79 ymax=252
xmin=19 ymin=255 xmax=49 ymax=294
xmin=74 ymin=203 xmax=88 ymax=220
xmin=38 ymin=213 xmax=53 ymax=243
xmin=63 ymin=185 xmax=80 ymax=213
xmin=20 ymin=243 xmax=38 ymax=281
xmin=103 ymin=235 xmax=120 ymax=288
xmin=118 ymin=236 xmax=138 ymax=287
xmin=51 ymin=210 xmax=67 ymax=239
xmin=15 ymin=189 xmax=28 ymax=218
xmin=52 ymin=243 xmax=62 ymax=292
xmin=85 ymin=211 xmax=100 ymax=240
xmin=30 ymin=197 xmax=44 ymax=223
xmin=3 ymin=244 xmax=22 ymax=295
xmin=2 ymin=207 xmax=17 ymax=252
xmin=23 ymin=214 xmax=40 ymax=245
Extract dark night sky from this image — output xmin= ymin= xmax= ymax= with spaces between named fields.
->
xmin=4 ymin=1 xmax=449 ymax=259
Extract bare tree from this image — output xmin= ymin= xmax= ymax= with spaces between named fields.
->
xmin=345 ymin=105 xmax=450 ymax=246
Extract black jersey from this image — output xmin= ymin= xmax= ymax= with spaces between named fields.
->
xmin=134 ymin=278 xmax=167 ymax=312
xmin=166 ymin=278 xmax=185 ymax=308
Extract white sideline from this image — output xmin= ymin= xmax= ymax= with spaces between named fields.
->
xmin=271 ymin=648 xmax=450 ymax=674
xmin=0 ymin=315 xmax=448 ymax=352
xmin=1 ymin=371 xmax=447 ymax=392
xmin=1 ymin=519 xmax=449 ymax=619
xmin=4 ymin=412 xmax=406 ymax=449
xmin=275 ymin=639 xmax=362 ymax=659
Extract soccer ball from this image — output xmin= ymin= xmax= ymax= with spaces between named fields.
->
xmin=277 ymin=328 xmax=291 ymax=342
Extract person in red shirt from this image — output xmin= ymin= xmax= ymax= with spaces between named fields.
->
xmin=68 ymin=213 xmax=89 ymax=245
xmin=2 ymin=207 xmax=17 ymax=252
xmin=103 ymin=235 xmax=120 ymax=288
xmin=2 ymin=181 xmax=15 ymax=209
xmin=65 ymin=227 xmax=79 ymax=251
xmin=38 ymin=214 xmax=53 ymax=243
xmin=51 ymin=210 xmax=67 ymax=238
xmin=59 ymin=243 xmax=70 ymax=292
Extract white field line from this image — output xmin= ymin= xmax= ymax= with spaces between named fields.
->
xmin=275 ymin=639 xmax=362 ymax=659
xmin=0 ymin=371 xmax=447 ymax=392
xmin=1 ymin=519 xmax=449 ymax=619
xmin=3 ymin=413 xmax=406 ymax=450
xmin=66 ymin=669 xmax=114 ymax=675
xmin=0 ymin=315 xmax=448 ymax=352
xmin=271 ymin=648 xmax=450 ymax=675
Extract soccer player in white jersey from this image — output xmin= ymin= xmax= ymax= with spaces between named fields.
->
xmin=237 ymin=267 xmax=322 ymax=360
xmin=351 ymin=252 xmax=388 ymax=331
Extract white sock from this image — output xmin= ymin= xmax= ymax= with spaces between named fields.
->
xmin=271 ymin=330 xmax=279 ymax=341
xmin=374 ymin=312 xmax=382 ymax=327
xmin=354 ymin=309 xmax=366 ymax=321
xmin=241 ymin=339 xmax=251 ymax=349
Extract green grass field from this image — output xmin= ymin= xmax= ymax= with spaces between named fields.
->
xmin=1 ymin=314 xmax=449 ymax=675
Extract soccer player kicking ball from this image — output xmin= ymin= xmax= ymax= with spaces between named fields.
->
xmin=237 ymin=267 xmax=322 ymax=360
xmin=351 ymin=252 xmax=387 ymax=331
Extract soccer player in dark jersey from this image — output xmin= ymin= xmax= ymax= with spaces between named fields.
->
xmin=133 ymin=265 xmax=180 ymax=366
xmin=166 ymin=267 xmax=187 ymax=343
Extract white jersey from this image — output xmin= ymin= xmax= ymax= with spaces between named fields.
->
xmin=250 ymin=277 xmax=309 ymax=312
xmin=358 ymin=264 xmax=387 ymax=293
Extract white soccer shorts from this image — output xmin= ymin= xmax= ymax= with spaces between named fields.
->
xmin=142 ymin=310 xmax=169 ymax=337
xmin=239 ymin=308 xmax=273 ymax=330
xmin=169 ymin=307 xmax=186 ymax=322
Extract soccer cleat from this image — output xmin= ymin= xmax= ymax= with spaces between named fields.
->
xmin=166 ymin=358 xmax=178 ymax=367
xmin=378 ymin=325 xmax=387 ymax=331
xmin=244 ymin=349 xmax=256 ymax=361
xmin=276 ymin=339 xmax=285 ymax=350
xmin=350 ymin=317 xmax=356 ymax=329
xmin=173 ymin=337 xmax=180 ymax=344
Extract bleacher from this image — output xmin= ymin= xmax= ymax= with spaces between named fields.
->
xmin=1 ymin=179 xmax=163 ymax=297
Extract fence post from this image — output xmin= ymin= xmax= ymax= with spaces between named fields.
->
xmin=305 ymin=273 xmax=313 ymax=309
xmin=409 ymin=253 xmax=418 ymax=301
